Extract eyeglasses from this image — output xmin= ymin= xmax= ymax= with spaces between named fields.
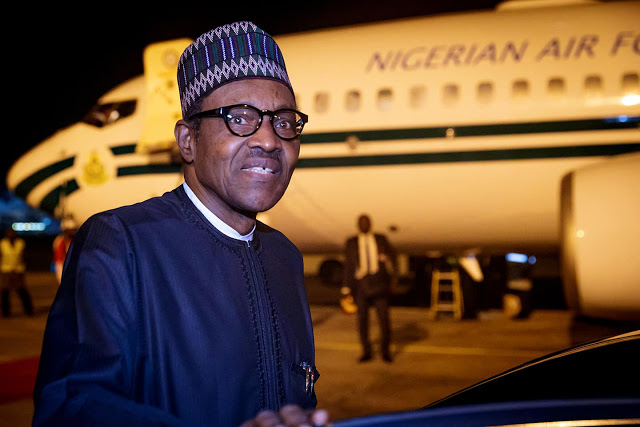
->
xmin=188 ymin=104 xmax=309 ymax=141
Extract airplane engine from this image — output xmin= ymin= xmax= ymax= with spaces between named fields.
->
xmin=560 ymin=152 xmax=640 ymax=321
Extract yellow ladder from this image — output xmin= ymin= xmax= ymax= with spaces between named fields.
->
xmin=429 ymin=268 xmax=463 ymax=320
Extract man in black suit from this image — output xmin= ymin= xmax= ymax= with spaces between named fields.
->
xmin=343 ymin=214 xmax=397 ymax=362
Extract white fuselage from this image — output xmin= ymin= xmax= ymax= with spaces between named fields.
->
xmin=6 ymin=1 xmax=639 ymax=259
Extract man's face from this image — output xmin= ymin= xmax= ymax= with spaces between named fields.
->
xmin=358 ymin=216 xmax=371 ymax=233
xmin=187 ymin=79 xmax=300 ymax=219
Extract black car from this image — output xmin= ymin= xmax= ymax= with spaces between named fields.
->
xmin=336 ymin=330 xmax=640 ymax=426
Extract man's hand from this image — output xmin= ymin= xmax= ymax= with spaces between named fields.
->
xmin=240 ymin=405 xmax=330 ymax=427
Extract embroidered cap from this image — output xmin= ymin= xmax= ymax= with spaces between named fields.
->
xmin=177 ymin=21 xmax=293 ymax=119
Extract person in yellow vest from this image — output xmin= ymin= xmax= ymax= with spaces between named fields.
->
xmin=1 ymin=228 xmax=33 ymax=317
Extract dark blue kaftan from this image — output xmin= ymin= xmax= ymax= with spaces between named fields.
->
xmin=33 ymin=186 xmax=318 ymax=426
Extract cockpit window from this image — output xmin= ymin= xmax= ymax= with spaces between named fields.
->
xmin=82 ymin=100 xmax=137 ymax=127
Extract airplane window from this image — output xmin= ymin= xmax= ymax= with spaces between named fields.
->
xmin=547 ymin=77 xmax=566 ymax=96
xmin=314 ymin=92 xmax=329 ymax=113
xmin=443 ymin=84 xmax=459 ymax=105
xmin=477 ymin=81 xmax=494 ymax=103
xmin=512 ymin=80 xmax=529 ymax=98
xmin=82 ymin=100 xmax=137 ymax=128
xmin=377 ymin=88 xmax=394 ymax=111
xmin=622 ymin=72 xmax=639 ymax=94
xmin=584 ymin=75 xmax=603 ymax=98
xmin=410 ymin=85 xmax=426 ymax=109
xmin=345 ymin=90 xmax=361 ymax=112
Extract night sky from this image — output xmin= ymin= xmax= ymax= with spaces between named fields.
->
xmin=4 ymin=2 xmax=503 ymax=196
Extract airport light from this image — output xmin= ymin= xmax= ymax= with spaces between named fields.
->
xmin=506 ymin=253 xmax=528 ymax=263
xmin=12 ymin=222 xmax=47 ymax=232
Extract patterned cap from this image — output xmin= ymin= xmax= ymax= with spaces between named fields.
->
xmin=177 ymin=21 xmax=293 ymax=119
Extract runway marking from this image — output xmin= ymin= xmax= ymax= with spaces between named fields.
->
xmin=315 ymin=341 xmax=542 ymax=358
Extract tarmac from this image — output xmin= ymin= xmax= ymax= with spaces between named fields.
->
xmin=1 ymin=271 xmax=638 ymax=426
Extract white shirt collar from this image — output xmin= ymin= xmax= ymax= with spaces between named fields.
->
xmin=182 ymin=182 xmax=254 ymax=242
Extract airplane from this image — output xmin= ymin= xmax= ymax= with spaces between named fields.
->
xmin=6 ymin=0 xmax=640 ymax=321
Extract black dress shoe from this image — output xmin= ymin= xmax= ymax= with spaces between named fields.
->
xmin=382 ymin=353 xmax=393 ymax=363
xmin=359 ymin=354 xmax=372 ymax=363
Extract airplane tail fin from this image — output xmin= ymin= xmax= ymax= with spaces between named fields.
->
xmin=138 ymin=38 xmax=193 ymax=154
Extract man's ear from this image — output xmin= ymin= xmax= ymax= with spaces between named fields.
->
xmin=175 ymin=119 xmax=195 ymax=163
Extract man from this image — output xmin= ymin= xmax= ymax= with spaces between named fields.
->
xmin=34 ymin=22 xmax=327 ymax=426
xmin=343 ymin=214 xmax=396 ymax=363
xmin=1 ymin=228 xmax=33 ymax=317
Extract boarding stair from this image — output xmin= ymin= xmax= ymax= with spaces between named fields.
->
xmin=429 ymin=268 xmax=463 ymax=320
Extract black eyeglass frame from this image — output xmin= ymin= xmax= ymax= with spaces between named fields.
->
xmin=188 ymin=104 xmax=309 ymax=141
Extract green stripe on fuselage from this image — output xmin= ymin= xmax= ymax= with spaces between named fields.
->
xmin=39 ymin=179 xmax=79 ymax=212
xmin=299 ymin=117 xmax=639 ymax=144
xmin=110 ymin=145 xmax=137 ymax=155
xmin=14 ymin=157 xmax=75 ymax=199
xmin=117 ymin=165 xmax=182 ymax=176
xmin=296 ymin=143 xmax=640 ymax=168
